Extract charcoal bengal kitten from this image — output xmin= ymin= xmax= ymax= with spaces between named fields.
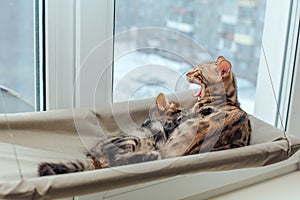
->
xmin=38 ymin=93 xmax=187 ymax=176
xmin=159 ymin=56 xmax=251 ymax=158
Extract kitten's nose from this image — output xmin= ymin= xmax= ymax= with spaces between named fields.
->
xmin=186 ymin=69 xmax=196 ymax=78
xmin=186 ymin=70 xmax=195 ymax=82
xmin=186 ymin=71 xmax=192 ymax=77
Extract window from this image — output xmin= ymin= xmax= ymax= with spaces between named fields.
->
xmin=46 ymin=0 xmax=298 ymax=127
xmin=0 ymin=0 xmax=43 ymax=113
xmin=113 ymin=0 xmax=266 ymax=115
xmin=45 ymin=0 xmax=299 ymax=198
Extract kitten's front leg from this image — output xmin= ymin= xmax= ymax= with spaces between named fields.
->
xmin=159 ymin=118 xmax=209 ymax=158
xmin=112 ymin=151 xmax=161 ymax=166
xmin=107 ymin=135 xmax=142 ymax=153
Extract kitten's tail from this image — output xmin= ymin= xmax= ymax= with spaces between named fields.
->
xmin=38 ymin=157 xmax=107 ymax=176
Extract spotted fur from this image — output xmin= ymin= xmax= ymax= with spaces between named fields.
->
xmin=159 ymin=56 xmax=251 ymax=158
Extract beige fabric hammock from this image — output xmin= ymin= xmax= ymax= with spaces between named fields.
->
xmin=0 ymin=92 xmax=299 ymax=199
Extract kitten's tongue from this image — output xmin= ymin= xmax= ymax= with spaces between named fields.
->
xmin=193 ymin=87 xmax=202 ymax=98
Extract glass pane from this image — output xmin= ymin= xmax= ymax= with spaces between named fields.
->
xmin=0 ymin=0 xmax=38 ymax=113
xmin=114 ymin=0 xmax=266 ymax=114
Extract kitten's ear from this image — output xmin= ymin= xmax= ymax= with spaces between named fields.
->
xmin=218 ymin=60 xmax=232 ymax=79
xmin=216 ymin=56 xmax=226 ymax=64
xmin=156 ymin=93 xmax=169 ymax=112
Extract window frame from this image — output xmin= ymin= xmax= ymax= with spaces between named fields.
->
xmin=286 ymin=0 xmax=300 ymax=138
xmin=45 ymin=0 xmax=76 ymax=110
xmin=74 ymin=0 xmax=114 ymax=107
xmin=254 ymin=0 xmax=299 ymax=130
xmin=280 ymin=0 xmax=300 ymax=137
xmin=34 ymin=0 xmax=45 ymax=111
xmin=46 ymin=0 xmax=300 ymax=198
xmin=46 ymin=0 xmax=114 ymax=110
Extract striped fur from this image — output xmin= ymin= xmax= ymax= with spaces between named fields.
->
xmin=159 ymin=56 xmax=251 ymax=158
xmin=38 ymin=93 xmax=186 ymax=176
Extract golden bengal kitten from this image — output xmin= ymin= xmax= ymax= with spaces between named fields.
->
xmin=159 ymin=56 xmax=251 ymax=158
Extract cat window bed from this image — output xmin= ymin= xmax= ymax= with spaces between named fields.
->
xmin=0 ymin=92 xmax=300 ymax=199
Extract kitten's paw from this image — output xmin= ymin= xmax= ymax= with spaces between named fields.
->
xmin=113 ymin=151 xmax=161 ymax=166
xmin=146 ymin=151 xmax=161 ymax=161
xmin=130 ymin=151 xmax=161 ymax=163
xmin=38 ymin=162 xmax=56 ymax=176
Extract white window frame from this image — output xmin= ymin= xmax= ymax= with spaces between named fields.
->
xmin=254 ymin=0 xmax=300 ymax=139
xmin=46 ymin=0 xmax=300 ymax=198
xmin=254 ymin=0 xmax=289 ymax=125
xmin=74 ymin=0 xmax=114 ymax=107
xmin=286 ymin=10 xmax=300 ymax=138
xmin=46 ymin=0 xmax=76 ymax=110
xmin=45 ymin=0 xmax=114 ymax=110
xmin=281 ymin=0 xmax=300 ymax=138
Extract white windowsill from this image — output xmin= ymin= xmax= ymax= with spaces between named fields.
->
xmin=211 ymin=171 xmax=300 ymax=200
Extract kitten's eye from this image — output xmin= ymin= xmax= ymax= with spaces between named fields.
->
xmin=172 ymin=110 xmax=181 ymax=115
xmin=142 ymin=119 xmax=151 ymax=127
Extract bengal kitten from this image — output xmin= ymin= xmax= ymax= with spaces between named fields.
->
xmin=159 ymin=56 xmax=251 ymax=158
xmin=38 ymin=93 xmax=187 ymax=176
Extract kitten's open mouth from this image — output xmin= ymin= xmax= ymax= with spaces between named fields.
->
xmin=186 ymin=76 xmax=203 ymax=98
xmin=193 ymin=87 xmax=202 ymax=98
xmin=188 ymin=83 xmax=203 ymax=98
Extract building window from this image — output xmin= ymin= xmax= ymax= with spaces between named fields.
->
xmin=113 ymin=0 xmax=266 ymax=115
xmin=0 ymin=0 xmax=43 ymax=113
